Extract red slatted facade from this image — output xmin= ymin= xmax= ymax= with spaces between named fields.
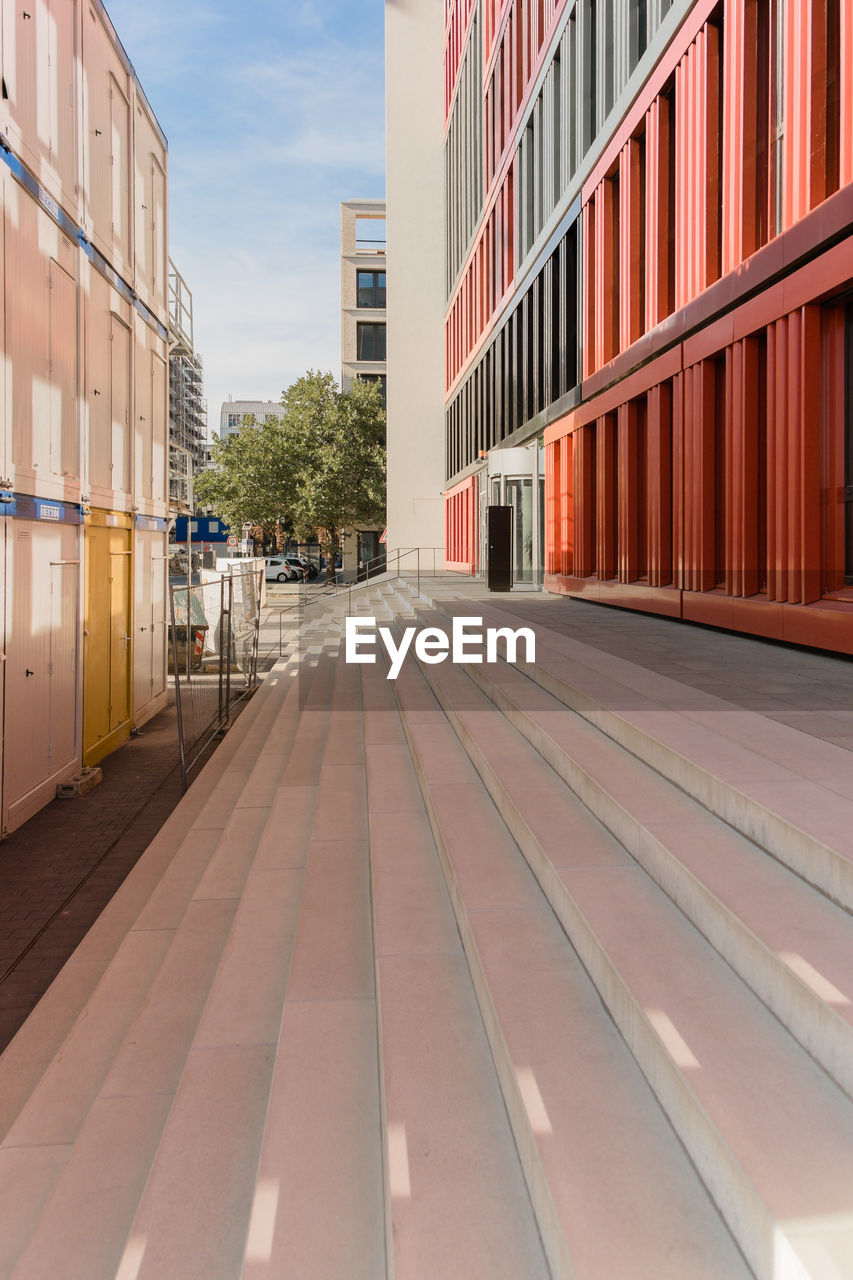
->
xmin=544 ymin=0 xmax=853 ymax=654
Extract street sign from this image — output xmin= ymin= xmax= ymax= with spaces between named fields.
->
xmin=227 ymin=535 xmax=238 ymax=547
xmin=379 ymin=528 xmax=387 ymax=544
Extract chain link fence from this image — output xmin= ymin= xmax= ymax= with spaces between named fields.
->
xmin=169 ymin=567 xmax=262 ymax=787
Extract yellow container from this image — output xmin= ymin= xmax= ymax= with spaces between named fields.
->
xmin=83 ymin=512 xmax=133 ymax=766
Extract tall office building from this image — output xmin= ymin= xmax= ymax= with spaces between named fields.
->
xmin=388 ymin=0 xmax=853 ymax=652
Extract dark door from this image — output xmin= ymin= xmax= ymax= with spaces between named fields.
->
xmin=487 ymin=505 xmax=512 ymax=591
xmin=846 ymin=303 xmax=853 ymax=583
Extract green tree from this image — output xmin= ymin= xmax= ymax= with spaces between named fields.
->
xmin=194 ymin=415 xmax=296 ymax=547
xmin=195 ymin=373 xmax=385 ymax=579
xmin=281 ymin=372 xmax=386 ymax=579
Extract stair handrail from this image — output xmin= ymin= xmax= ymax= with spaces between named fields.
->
xmin=300 ymin=546 xmax=445 ymax=622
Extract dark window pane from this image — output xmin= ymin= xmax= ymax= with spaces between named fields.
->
xmin=357 ymin=271 xmax=375 ymax=307
xmin=357 ymin=323 xmax=386 ymax=360
xmin=356 ymin=270 xmax=387 ymax=308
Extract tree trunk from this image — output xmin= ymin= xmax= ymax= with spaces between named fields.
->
xmin=325 ymin=527 xmax=338 ymax=583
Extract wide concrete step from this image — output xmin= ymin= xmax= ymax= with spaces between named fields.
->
xmin=362 ymin=662 xmax=552 ymax=1280
xmin=385 ymin=650 xmax=753 ymax=1280
xmin=238 ymin=648 xmax=386 ymax=1280
xmin=405 ymin=642 xmax=853 ymax=1280
xmin=401 ymin=608 xmax=853 ymax=1105
xmin=411 ymin=587 xmax=853 ymax=913
xmin=0 ymin=655 xmax=331 ymax=1280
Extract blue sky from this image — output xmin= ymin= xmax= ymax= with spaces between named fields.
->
xmin=105 ymin=0 xmax=386 ymax=436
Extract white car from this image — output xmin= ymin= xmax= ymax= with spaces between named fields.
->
xmin=264 ymin=556 xmax=299 ymax=583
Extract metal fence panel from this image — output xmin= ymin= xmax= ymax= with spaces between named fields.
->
xmin=170 ymin=567 xmax=262 ymax=787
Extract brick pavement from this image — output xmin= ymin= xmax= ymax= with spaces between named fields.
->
xmin=0 ymin=693 xmax=225 ymax=1052
xmin=0 ymin=590 xmax=295 ymax=1055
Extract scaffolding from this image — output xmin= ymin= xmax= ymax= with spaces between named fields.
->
xmin=168 ymin=262 xmax=208 ymax=512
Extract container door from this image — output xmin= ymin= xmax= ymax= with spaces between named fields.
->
xmin=133 ymin=539 xmax=168 ymax=715
xmin=49 ymin=256 xmax=77 ymax=481
xmin=110 ymin=75 xmax=131 ymax=267
xmin=134 ymin=323 xmax=153 ymax=501
xmin=49 ymin=0 xmax=77 ymax=205
xmin=83 ymin=524 xmax=131 ymax=762
xmin=109 ymin=543 xmax=130 ymax=733
xmin=151 ymin=550 xmax=168 ymax=704
xmin=0 ymin=177 xmax=5 ymax=482
xmin=151 ymin=352 xmax=167 ymax=503
xmin=111 ymin=314 xmax=131 ymax=495
xmin=48 ymin=556 xmax=78 ymax=771
xmin=4 ymin=526 xmax=53 ymax=816
xmin=83 ymin=524 xmax=111 ymax=754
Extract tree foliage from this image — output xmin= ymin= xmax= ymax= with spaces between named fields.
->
xmin=194 ymin=372 xmax=386 ymax=573
xmin=194 ymin=415 xmax=295 ymax=546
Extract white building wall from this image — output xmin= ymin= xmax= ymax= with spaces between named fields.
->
xmin=385 ymin=0 xmax=446 ymax=556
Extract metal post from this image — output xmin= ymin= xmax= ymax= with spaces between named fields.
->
xmin=224 ymin=575 xmax=232 ymax=717
xmin=186 ymin=459 xmax=193 ymax=598
xmin=218 ymin=576 xmax=225 ymax=726
xmin=170 ymin=585 xmax=188 ymax=791
xmin=417 ymin=546 xmax=420 ymax=596
xmin=251 ymin=567 xmax=261 ymax=685
xmin=185 ymin=583 xmax=192 ymax=682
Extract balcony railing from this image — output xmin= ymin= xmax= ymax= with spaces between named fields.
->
xmin=355 ymin=238 xmax=386 ymax=254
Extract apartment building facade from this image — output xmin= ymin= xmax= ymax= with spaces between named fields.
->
xmin=339 ymin=199 xmax=388 ymax=573
xmin=341 ymin=199 xmax=387 ymax=404
xmin=218 ymin=399 xmax=281 ymax=441
xmin=391 ymin=0 xmax=853 ymax=651
xmin=0 ymin=0 xmax=170 ymax=830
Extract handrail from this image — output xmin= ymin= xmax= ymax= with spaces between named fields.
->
xmin=301 ymin=546 xmax=446 ymax=614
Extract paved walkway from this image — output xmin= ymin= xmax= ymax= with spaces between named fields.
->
xmin=441 ymin=585 xmax=853 ymax=751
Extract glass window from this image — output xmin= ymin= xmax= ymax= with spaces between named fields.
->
xmin=506 ymin=477 xmax=534 ymax=583
xmin=357 ymin=271 xmax=386 ymax=308
xmin=357 ymin=323 xmax=387 ymax=361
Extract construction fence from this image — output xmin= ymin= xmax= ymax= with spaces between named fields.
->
xmin=169 ymin=567 xmax=262 ymax=786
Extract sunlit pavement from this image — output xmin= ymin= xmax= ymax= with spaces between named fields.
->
xmin=2 ymin=577 xmax=853 ymax=1279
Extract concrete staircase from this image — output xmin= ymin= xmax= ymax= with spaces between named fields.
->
xmin=2 ymin=575 xmax=853 ymax=1278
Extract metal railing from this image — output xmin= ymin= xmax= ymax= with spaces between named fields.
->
xmin=300 ymin=546 xmax=445 ymax=633
xmin=169 ymin=567 xmax=262 ymax=788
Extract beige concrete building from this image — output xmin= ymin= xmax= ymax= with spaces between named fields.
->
xmin=340 ymin=199 xmax=387 ymax=404
xmin=384 ymin=2 xmax=446 ymax=558
xmin=339 ymin=200 xmax=387 ymax=579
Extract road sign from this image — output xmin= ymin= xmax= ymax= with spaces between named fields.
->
xmin=227 ymin=535 xmax=238 ymax=547
xmin=379 ymin=528 xmax=387 ymax=544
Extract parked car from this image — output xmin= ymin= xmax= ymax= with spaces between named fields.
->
xmin=265 ymin=556 xmax=299 ymax=583
xmin=283 ymin=555 xmax=320 ymax=582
